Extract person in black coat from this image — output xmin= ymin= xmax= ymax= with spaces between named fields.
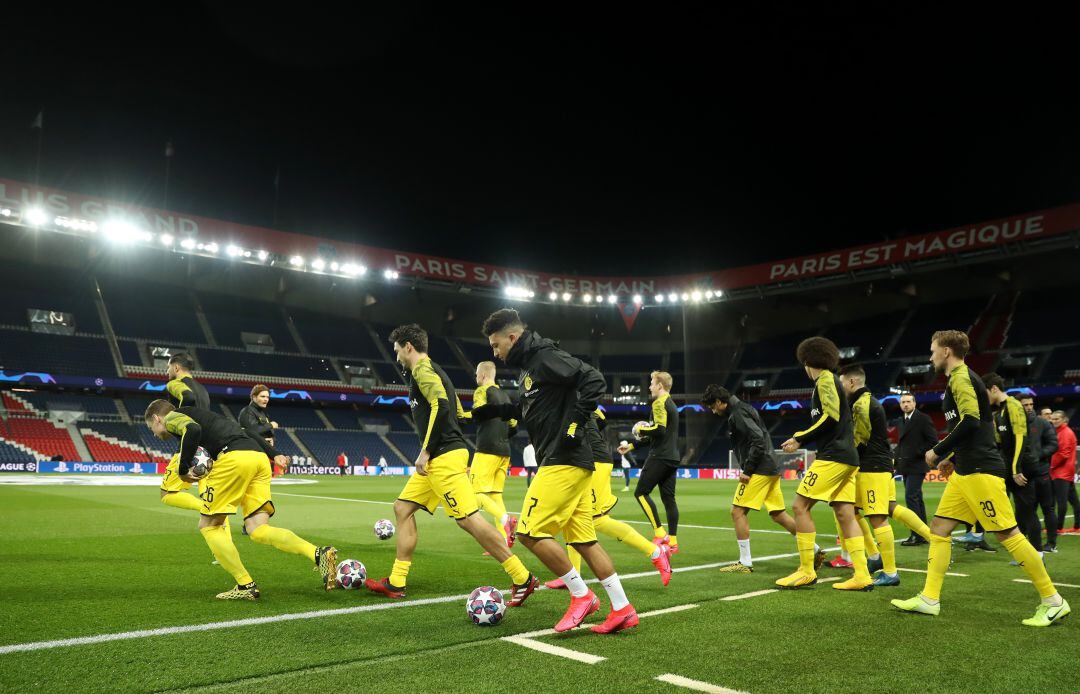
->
xmin=1019 ymin=395 xmax=1059 ymax=551
xmin=893 ymin=392 xmax=939 ymax=546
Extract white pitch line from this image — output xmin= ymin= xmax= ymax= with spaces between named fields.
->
xmin=721 ymin=589 xmax=776 ymax=601
xmin=501 ymin=603 xmax=701 ymax=663
xmin=656 ymin=673 xmax=749 ymax=694
xmin=1013 ymin=579 xmax=1080 ymax=589
xmin=894 ymin=565 xmax=972 ymax=578
xmin=501 ymin=636 xmax=606 ymax=664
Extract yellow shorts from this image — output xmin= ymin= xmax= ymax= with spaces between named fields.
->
xmin=934 ymin=472 xmax=1017 ymax=531
xmin=733 ymin=474 xmax=786 ymax=513
xmin=589 ymin=462 xmax=618 ymax=517
xmin=160 ymin=454 xmax=192 ymax=493
xmin=399 ymin=448 xmax=478 ymax=520
xmin=517 ymin=464 xmax=596 ymax=545
xmin=855 ymin=471 xmax=897 ymax=515
xmin=797 ymin=460 xmax=857 ymax=504
xmin=469 ymin=452 xmax=510 ymax=494
xmin=197 ymin=450 xmax=275 ymax=518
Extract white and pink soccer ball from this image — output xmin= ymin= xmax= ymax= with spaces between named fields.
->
xmin=335 ymin=559 xmax=367 ymax=589
xmin=632 ymin=421 xmax=651 ymax=440
xmin=466 ymin=586 xmax=506 ymax=626
xmin=374 ymin=519 xmax=395 ymax=540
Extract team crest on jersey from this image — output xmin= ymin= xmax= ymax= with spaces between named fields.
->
xmin=523 ymin=375 xmax=533 ymax=391
xmin=409 ymin=398 xmax=418 ymax=410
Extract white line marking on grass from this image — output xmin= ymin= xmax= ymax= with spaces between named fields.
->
xmin=898 ymin=568 xmax=968 ymax=577
xmin=1013 ymin=579 xmax=1080 ymax=589
xmin=721 ymin=589 xmax=776 ymax=601
xmin=502 ymin=602 xmax=700 ymax=662
xmin=656 ymin=673 xmax=749 ymax=693
xmin=274 ymin=492 xmax=393 ymax=506
xmin=501 ymin=636 xmax=606 ymax=664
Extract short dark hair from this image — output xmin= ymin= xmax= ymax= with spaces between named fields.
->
xmin=982 ymin=372 xmax=1006 ymax=392
xmin=795 ymin=336 xmax=840 ymax=371
xmin=251 ymin=384 xmax=269 ymax=400
xmin=143 ymin=399 xmax=175 ymax=421
xmin=837 ymin=363 xmax=866 ymax=379
xmin=388 ymin=324 xmax=428 ymax=353
xmin=482 ymin=308 xmax=526 ymax=337
xmin=1017 ymin=394 xmax=1034 ymax=403
xmin=168 ymin=352 xmax=195 ymax=371
xmin=932 ymin=330 xmax=970 ymax=358
xmin=701 ymin=384 xmax=731 ymax=406
xmin=899 ymin=391 xmax=915 ymax=400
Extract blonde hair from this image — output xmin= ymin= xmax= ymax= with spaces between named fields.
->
xmin=477 ymin=361 xmax=497 ymax=379
xmin=651 ymin=371 xmax=673 ymax=391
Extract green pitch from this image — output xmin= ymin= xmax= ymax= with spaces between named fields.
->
xmin=0 ymin=477 xmax=1075 ymax=693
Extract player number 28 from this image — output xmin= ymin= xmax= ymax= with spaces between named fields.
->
xmin=804 ymin=472 xmax=818 ymax=487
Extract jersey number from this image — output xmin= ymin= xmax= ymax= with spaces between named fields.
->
xmin=804 ymin=472 xmax=819 ymax=487
xmin=200 ymin=486 xmax=214 ymax=503
xmin=526 ymin=496 xmax=539 ymax=518
xmin=736 ymin=483 xmax=746 ymax=497
xmin=979 ymin=500 xmax=997 ymax=518
xmin=443 ymin=492 xmax=458 ymax=509
xmin=867 ymin=490 xmax=876 ymax=504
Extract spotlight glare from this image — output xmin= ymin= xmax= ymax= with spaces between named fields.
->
xmin=289 ymin=255 xmax=305 ymax=267
xmin=25 ymin=207 xmax=48 ymax=226
xmin=691 ymin=291 xmax=703 ymax=302
xmin=311 ymin=258 xmax=326 ymax=271
xmin=383 ymin=269 xmax=399 ymax=280
xmin=668 ymin=293 xmax=678 ymax=303
xmin=655 ymin=294 xmax=664 ymax=303
xmin=180 ymin=238 xmax=197 ymax=249
xmin=607 ymin=294 xmax=617 ymax=304
xmin=257 ymin=250 xmax=269 ymax=261
xmin=681 ymin=292 xmax=689 ymax=301
xmin=226 ymin=245 xmax=242 ymax=257
xmin=203 ymin=242 xmax=219 ymax=254
xmin=160 ymin=234 xmax=174 ymax=246
xmin=549 ymin=291 xmax=558 ymax=301
xmin=583 ymin=294 xmax=593 ymax=303
xmin=633 ymin=294 xmax=643 ymax=304
xmin=705 ymin=290 xmax=714 ymax=299
xmin=562 ymin=292 xmax=572 ymax=302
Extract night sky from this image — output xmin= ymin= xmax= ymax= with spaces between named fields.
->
xmin=2 ymin=5 xmax=1078 ymax=276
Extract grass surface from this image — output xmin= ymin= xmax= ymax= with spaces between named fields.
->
xmin=0 ymin=475 xmax=1075 ymax=693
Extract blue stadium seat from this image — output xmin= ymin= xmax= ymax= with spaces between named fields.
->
xmin=322 ymin=408 xmax=361 ymax=430
xmin=196 ymin=348 xmax=338 ymax=380
xmin=99 ymin=277 xmax=202 ymax=342
xmin=291 ymin=309 xmax=383 ymax=359
xmin=0 ymin=438 xmax=36 ymax=463
xmin=387 ymin=432 xmax=421 ymax=461
xmin=0 ymin=329 xmax=117 ymax=377
xmin=601 ymin=354 xmax=660 ymax=374
xmin=296 ymin=430 xmax=402 ymax=466
xmin=891 ymin=297 xmax=987 ymax=357
xmin=198 ymin=292 xmax=297 ymax=352
xmin=16 ymin=391 xmax=119 ymax=416
xmin=117 ymin=339 xmax=142 ymax=365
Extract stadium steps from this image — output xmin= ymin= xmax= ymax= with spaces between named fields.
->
xmin=880 ymin=308 xmax=917 ymax=360
xmin=66 ymin=424 xmax=93 ymax=462
xmin=1 ymin=390 xmax=39 ymax=415
xmin=114 ymin=398 xmax=133 ymax=423
xmin=189 ymin=290 xmax=219 ymax=347
xmin=315 ymin=410 xmax=335 ymax=430
xmin=79 ymin=428 xmax=152 ymax=463
xmin=380 ymin=433 xmax=411 ymax=465
xmin=90 ymin=276 xmax=127 ymax=378
xmin=281 ymin=306 xmax=310 ymax=354
xmin=365 ymin=323 xmax=397 ymax=365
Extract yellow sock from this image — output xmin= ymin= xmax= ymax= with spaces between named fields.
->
xmin=669 ymin=534 xmax=677 ymax=547
xmin=500 ymin=555 xmax=530 ymax=585
xmin=595 ymin=515 xmax=657 ymax=556
xmin=846 ymin=534 xmax=870 ymax=581
xmin=567 ymin=544 xmax=582 ymax=574
xmin=200 ymin=525 xmax=252 ymax=585
xmin=162 ymin=492 xmax=202 ymax=511
xmin=858 ymin=516 xmax=879 ymax=557
xmin=637 ymin=495 xmax=664 ymax=536
xmin=891 ymin=505 xmax=931 ymax=541
xmin=1002 ymin=533 xmax=1056 ymax=599
xmin=248 ymin=525 xmax=317 ymax=563
xmin=873 ymin=524 xmax=896 ymax=574
xmin=477 ymin=494 xmax=508 ymax=540
xmin=390 ymin=559 xmax=411 ymax=587
xmin=796 ymin=532 xmax=816 ymax=575
xmin=922 ymin=535 xmax=952 ymax=601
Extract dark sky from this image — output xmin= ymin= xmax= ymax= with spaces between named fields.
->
xmin=2 ymin=5 xmax=1078 ymax=276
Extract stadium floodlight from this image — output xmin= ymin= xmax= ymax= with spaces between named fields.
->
xmin=289 ymin=255 xmax=305 ymax=267
xmin=667 ymin=293 xmax=678 ymax=303
xmin=311 ymin=258 xmax=326 ymax=271
xmin=357 ymin=265 xmax=368 ymax=275
xmin=25 ymin=207 xmax=48 ymax=226
xmin=384 ymin=269 xmax=399 ymax=280
xmin=0 ymin=208 xmax=11 ymax=217
xmin=203 ymin=242 xmax=219 ymax=254
xmin=715 ymin=289 xmax=723 ymax=298
xmin=180 ymin=237 xmax=197 ymax=249
xmin=583 ymin=294 xmax=593 ymax=303
xmin=549 ymin=291 xmax=558 ymax=301
xmin=330 ymin=261 xmax=339 ymax=272
xmin=160 ymin=234 xmax=174 ymax=246
xmin=681 ymin=292 xmax=690 ymax=301
xmin=691 ymin=290 xmax=702 ymax=302
xmin=705 ymin=290 xmax=714 ymax=300
xmin=256 ymin=250 xmax=269 ymax=261
xmin=103 ymin=218 xmax=140 ymax=243
xmin=243 ymin=250 xmax=252 ymax=258
xmin=607 ymin=294 xmax=617 ymax=304
xmin=226 ymin=245 xmax=243 ymax=257
xmin=633 ymin=294 xmax=643 ymax=305
xmin=562 ymin=292 xmax=572 ymax=302
xmin=655 ymin=294 xmax=664 ymax=303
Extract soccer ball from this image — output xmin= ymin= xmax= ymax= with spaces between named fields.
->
xmin=632 ymin=421 xmax=651 ymax=440
xmin=374 ymin=519 xmax=395 ymax=540
xmin=190 ymin=447 xmax=213 ymax=477
xmin=336 ymin=559 xmax=367 ymax=589
xmin=466 ymin=586 xmax=506 ymax=626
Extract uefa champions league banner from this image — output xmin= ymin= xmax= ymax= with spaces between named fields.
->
xmin=3 ymin=177 xmax=1079 ymax=295
xmin=35 ymin=461 xmax=163 ymax=474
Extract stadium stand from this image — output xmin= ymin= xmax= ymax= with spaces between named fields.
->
xmin=295 ymin=430 xmax=402 ymax=466
xmin=289 ymin=308 xmax=383 ymax=359
xmin=195 ymin=347 xmax=337 ymax=380
xmin=0 ymin=329 xmax=117 ymax=376
xmin=197 ymin=292 xmax=297 ymax=352
xmin=0 ymin=418 xmax=80 ymax=461
xmin=98 ymin=277 xmax=203 ymax=343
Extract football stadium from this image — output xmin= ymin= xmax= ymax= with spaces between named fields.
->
xmin=2 ymin=8 xmax=1078 ymax=694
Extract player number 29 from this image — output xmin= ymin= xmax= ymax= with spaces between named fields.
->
xmin=979 ymin=500 xmax=996 ymax=518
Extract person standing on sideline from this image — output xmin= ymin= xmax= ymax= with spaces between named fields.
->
xmin=378 ymin=455 xmax=387 ymax=475
xmin=1049 ymin=411 xmax=1079 ymax=534
xmin=1018 ymin=395 xmax=1059 ymax=552
xmin=522 ymin=443 xmax=538 ymax=486
xmin=894 ymin=392 xmax=939 ymax=546
xmin=619 ymin=444 xmax=635 ymax=492
xmin=337 ymin=451 xmax=349 ymax=476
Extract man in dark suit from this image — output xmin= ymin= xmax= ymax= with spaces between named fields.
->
xmin=894 ymin=392 xmax=939 ymax=546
